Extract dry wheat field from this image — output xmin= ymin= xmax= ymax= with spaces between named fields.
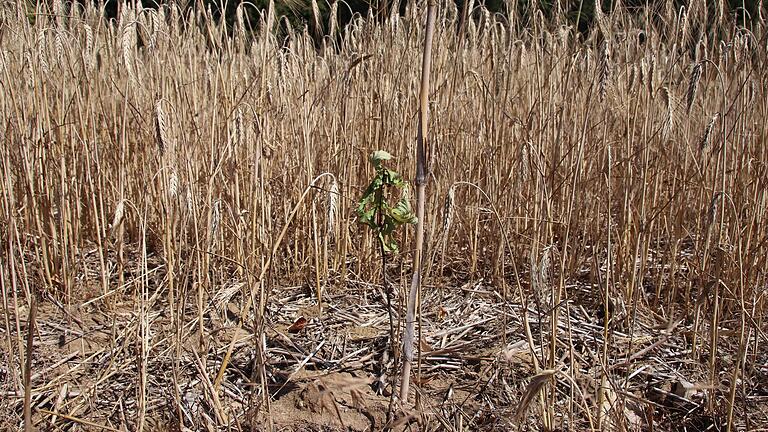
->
xmin=1 ymin=0 xmax=767 ymax=430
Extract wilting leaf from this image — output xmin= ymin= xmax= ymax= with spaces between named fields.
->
xmin=391 ymin=196 xmax=417 ymax=224
xmin=288 ymin=317 xmax=307 ymax=333
xmin=514 ymin=369 xmax=557 ymax=423
xmin=370 ymin=150 xmax=393 ymax=164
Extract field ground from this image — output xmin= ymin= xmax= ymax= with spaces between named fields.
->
xmin=1 ymin=0 xmax=768 ymax=430
xmin=4 ymin=242 xmax=768 ymax=430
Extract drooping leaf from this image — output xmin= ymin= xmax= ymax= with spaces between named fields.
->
xmin=370 ymin=150 xmax=393 ymax=164
xmin=391 ymin=196 xmax=417 ymax=225
xmin=382 ymin=168 xmax=405 ymax=187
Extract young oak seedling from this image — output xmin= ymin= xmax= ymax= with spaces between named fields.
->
xmin=357 ymin=150 xmax=418 ymax=253
xmin=356 ymin=150 xmax=416 ymax=408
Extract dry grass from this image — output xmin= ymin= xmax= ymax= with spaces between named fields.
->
xmin=1 ymin=0 xmax=767 ymax=431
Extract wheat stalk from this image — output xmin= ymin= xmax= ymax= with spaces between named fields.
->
xmin=598 ymin=41 xmax=611 ymax=102
xmin=329 ymin=0 xmax=339 ymax=37
xmin=264 ymin=0 xmax=275 ymax=38
xmin=540 ymin=246 xmax=553 ymax=287
xmin=628 ymin=64 xmax=637 ymax=93
xmin=210 ymin=198 xmax=221 ymax=248
xmin=593 ymin=0 xmax=607 ymax=37
xmin=148 ymin=11 xmax=160 ymax=51
xmin=155 ymin=99 xmax=170 ymax=156
xmin=686 ymin=62 xmax=703 ymax=114
xmin=109 ymin=199 xmax=125 ymax=239
xmin=36 ymin=29 xmax=50 ymax=75
xmin=311 ymin=0 xmax=322 ymax=37
xmin=678 ymin=6 xmax=689 ymax=47
xmin=185 ymin=186 xmax=195 ymax=218
xmin=648 ymin=54 xmax=656 ymax=94
xmin=120 ymin=8 xmax=136 ymax=84
xmin=53 ymin=30 xmax=65 ymax=68
xmin=442 ymin=186 xmax=455 ymax=237
xmin=236 ymin=3 xmax=246 ymax=43
xmin=659 ymin=86 xmax=674 ymax=138
xmin=232 ymin=108 xmax=244 ymax=157
xmin=707 ymin=192 xmax=724 ymax=227
xmin=83 ymin=23 xmax=94 ymax=71
xmin=52 ymin=0 xmax=64 ymax=27
xmin=0 ymin=50 xmax=8 ymax=76
xmin=699 ymin=113 xmax=719 ymax=153
xmin=168 ymin=171 xmax=178 ymax=200
xmin=520 ymin=141 xmax=531 ymax=183
xmin=327 ymin=178 xmax=339 ymax=239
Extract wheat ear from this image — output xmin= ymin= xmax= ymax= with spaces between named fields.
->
xmin=698 ymin=113 xmax=719 ymax=153
xmin=327 ymin=178 xmax=339 ymax=239
xmin=155 ymin=100 xmax=169 ymax=156
xmin=686 ymin=62 xmax=703 ymax=114
xmin=109 ymin=199 xmax=125 ymax=239
xmin=598 ymin=41 xmax=611 ymax=102
xmin=442 ymin=186 xmax=455 ymax=237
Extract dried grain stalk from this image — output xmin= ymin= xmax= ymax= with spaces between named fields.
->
xmin=515 ymin=369 xmax=557 ymax=423
xmin=121 ymin=9 xmax=137 ymax=85
xmin=109 ymin=199 xmax=125 ymax=239
xmin=698 ymin=113 xmax=719 ymax=153
xmin=686 ymin=62 xmax=703 ymax=114
xmin=155 ymin=99 xmax=170 ymax=156
xmin=441 ymin=187 xmax=455 ymax=237
xmin=83 ymin=24 xmax=94 ymax=71
xmin=327 ymin=178 xmax=339 ymax=239
xmin=210 ymin=199 xmax=222 ymax=247
xmin=598 ymin=41 xmax=611 ymax=102
xmin=311 ymin=0 xmax=322 ymax=37
xmin=707 ymin=192 xmax=724 ymax=227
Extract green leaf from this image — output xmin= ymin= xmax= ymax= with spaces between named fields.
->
xmin=391 ymin=196 xmax=417 ymax=224
xmin=356 ymin=150 xmax=413 ymax=254
xmin=380 ymin=231 xmax=399 ymax=252
xmin=383 ymin=168 xmax=406 ymax=187
xmin=370 ymin=150 xmax=393 ymax=164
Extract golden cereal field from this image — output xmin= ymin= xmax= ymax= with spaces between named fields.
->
xmin=0 ymin=0 xmax=767 ymax=430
